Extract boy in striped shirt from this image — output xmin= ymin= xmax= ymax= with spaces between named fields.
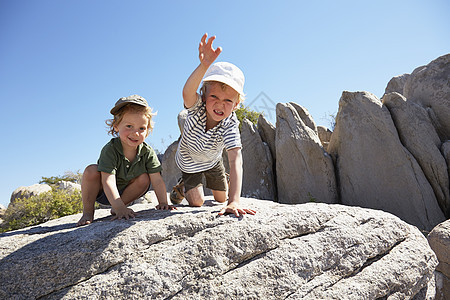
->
xmin=174 ymin=33 xmax=256 ymax=217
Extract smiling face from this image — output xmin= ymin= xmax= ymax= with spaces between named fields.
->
xmin=113 ymin=111 xmax=150 ymax=151
xmin=203 ymin=81 xmax=240 ymax=130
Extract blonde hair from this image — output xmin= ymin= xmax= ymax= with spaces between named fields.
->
xmin=200 ymin=81 xmax=246 ymax=104
xmin=106 ymin=103 xmax=156 ymax=137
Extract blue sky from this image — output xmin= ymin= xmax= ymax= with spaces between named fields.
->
xmin=1 ymin=0 xmax=449 ymax=207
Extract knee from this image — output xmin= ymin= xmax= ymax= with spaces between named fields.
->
xmin=185 ymin=188 xmax=204 ymax=207
xmin=83 ymin=164 xmax=100 ymax=181
xmin=135 ymin=173 xmax=150 ymax=189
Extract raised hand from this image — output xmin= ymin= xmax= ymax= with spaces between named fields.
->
xmin=198 ymin=33 xmax=222 ymax=67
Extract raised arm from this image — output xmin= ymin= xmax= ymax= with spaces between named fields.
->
xmin=182 ymin=33 xmax=222 ymax=108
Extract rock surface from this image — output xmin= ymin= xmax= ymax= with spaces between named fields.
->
xmin=428 ymin=219 xmax=450 ymax=300
xmin=276 ymin=103 xmax=337 ymax=204
xmin=403 ymin=54 xmax=450 ymax=141
xmin=0 ymin=198 xmax=437 ymax=299
xmin=328 ymin=91 xmax=445 ymax=231
xmin=383 ymin=92 xmax=450 ymax=217
xmin=384 ymin=73 xmax=410 ymax=95
xmin=241 ymin=119 xmax=276 ymax=200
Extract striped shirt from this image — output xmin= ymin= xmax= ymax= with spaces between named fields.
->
xmin=176 ymin=94 xmax=242 ymax=173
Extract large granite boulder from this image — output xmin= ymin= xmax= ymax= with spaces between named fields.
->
xmin=327 ymin=91 xmax=445 ymax=231
xmin=383 ymin=92 xmax=450 ymax=217
xmin=0 ymin=198 xmax=437 ymax=299
xmin=276 ymin=103 xmax=337 ymax=204
xmin=317 ymin=125 xmax=332 ymax=152
xmin=403 ymin=54 xmax=450 ymax=141
xmin=257 ymin=114 xmax=276 ymax=161
xmin=384 ymin=73 xmax=410 ymax=95
xmin=428 ymin=219 xmax=450 ymax=300
xmin=161 ymin=139 xmax=181 ymax=192
xmin=10 ymin=183 xmax=52 ymax=204
xmin=241 ymin=119 xmax=276 ymax=200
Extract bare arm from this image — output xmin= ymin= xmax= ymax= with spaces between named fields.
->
xmin=218 ymin=148 xmax=256 ymax=217
xmin=182 ymin=33 xmax=222 ymax=108
xmin=101 ymin=172 xmax=135 ymax=220
xmin=150 ymin=172 xmax=176 ymax=210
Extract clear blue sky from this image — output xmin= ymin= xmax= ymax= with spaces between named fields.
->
xmin=1 ymin=0 xmax=449 ymax=207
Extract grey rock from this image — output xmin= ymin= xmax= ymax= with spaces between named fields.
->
xmin=289 ymin=102 xmax=318 ymax=135
xmin=241 ymin=119 xmax=276 ymax=200
xmin=276 ymin=103 xmax=337 ymax=204
xmin=403 ymin=54 xmax=450 ymax=141
xmin=384 ymin=73 xmax=410 ymax=96
xmin=328 ymin=91 xmax=445 ymax=231
xmin=56 ymin=181 xmax=81 ymax=193
xmin=442 ymin=141 xmax=450 ymax=180
xmin=383 ymin=92 xmax=450 ymax=217
xmin=257 ymin=114 xmax=276 ymax=161
xmin=317 ymin=125 xmax=332 ymax=152
xmin=428 ymin=219 xmax=450 ymax=278
xmin=428 ymin=219 xmax=450 ymax=300
xmin=10 ymin=183 xmax=52 ymax=204
xmin=0 ymin=198 xmax=437 ymax=300
xmin=161 ymin=139 xmax=181 ymax=192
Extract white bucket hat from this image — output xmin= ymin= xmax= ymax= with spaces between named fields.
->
xmin=202 ymin=62 xmax=245 ymax=96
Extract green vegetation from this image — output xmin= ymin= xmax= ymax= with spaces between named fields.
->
xmin=1 ymin=171 xmax=85 ymax=233
xmin=235 ymin=104 xmax=262 ymax=130
xmin=39 ymin=170 xmax=82 ymax=185
xmin=1 ymin=189 xmax=83 ymax=233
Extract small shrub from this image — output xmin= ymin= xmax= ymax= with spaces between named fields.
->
xmin=235 ymin=104 xmax=261 ymax=130
xmin=40 ymin=170 xmax=82 ymax=185
xmin=0 ymin=189 xmax=83 ymax=233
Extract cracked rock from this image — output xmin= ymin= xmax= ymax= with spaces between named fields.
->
xmin=0 ymin=198 xmax=437 ymax=299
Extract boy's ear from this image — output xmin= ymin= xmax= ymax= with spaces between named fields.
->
xmin=232 ymin=102 xmax=240 ymax=111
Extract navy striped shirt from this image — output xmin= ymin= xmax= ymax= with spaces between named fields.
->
xmin=176 ymin=94 xmax=242 ymax=173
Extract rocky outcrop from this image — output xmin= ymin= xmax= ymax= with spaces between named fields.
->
xmin=428 ymin=219 xmax=450 ymax=300
xmin=241 ymin=119 xmax=276 ymax=200
xmin=257 ymin=114 xmax=276 ymax=161
xmin=161 ymin=139 xmax=181 ymax=191
xmin=0 ymin=198 xmax=437 ymax=299
xmin=317 ymin=125 xmax=332 ymax=152
xmin=404 ymin=54 xmax=450 ymax=141
xmin=328 ymin=91 xmax=445 ymax=231
xmin=442 ymin=141 xmax=450 ymax=179
xmin=276 ymin=103 xmax=337 ymax=204
xmin=383 ymin=92 xmax=450 ymax=217
xmin=10 ymin=183 xmax=52 ymax=204
xmin=384 ymin=73 xmax=410 ymax=95
xmin=56 ymin=181 xmax=81 ymax=193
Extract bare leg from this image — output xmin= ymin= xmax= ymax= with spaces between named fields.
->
xmin=185 ymin=185 xmax=205 ymax=207
xmin=77 ymin=164 xmax=102 ymax=226
xmin=120 ymin=173 xmax=150 ymax=205
xmin=212 ymin=190 xmax=227 ymax=203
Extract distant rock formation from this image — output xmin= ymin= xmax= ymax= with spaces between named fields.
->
xmin=0 ymin=198 xmax=438 ymax=299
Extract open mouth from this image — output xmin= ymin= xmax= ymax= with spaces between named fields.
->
xmin=214 ymin=109 xmax=224 ymax=116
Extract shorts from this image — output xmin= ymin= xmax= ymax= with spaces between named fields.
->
xmin=95 ymin=187 xmax=126 ymax=205
xmin=182 ymin=160 xmax=227 ymax=193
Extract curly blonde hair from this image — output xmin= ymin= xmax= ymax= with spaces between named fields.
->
xmin=106 ymin=103 xmax=156 ymax=137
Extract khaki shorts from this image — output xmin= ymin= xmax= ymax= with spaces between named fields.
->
xmin=182 ymin=160 xmax=227 ymax=193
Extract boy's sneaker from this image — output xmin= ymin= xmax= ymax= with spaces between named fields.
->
xmin=170 ymin=178 xmax=184 ymax=205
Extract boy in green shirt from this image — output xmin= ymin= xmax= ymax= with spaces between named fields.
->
xmin=77 ymin=95 xmax=174 ymax=226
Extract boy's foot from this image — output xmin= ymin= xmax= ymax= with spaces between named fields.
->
xmin=170 ymin=178 xmax=185 ymax=205
xmin=77 ymin=213 xmax=94 ymax=226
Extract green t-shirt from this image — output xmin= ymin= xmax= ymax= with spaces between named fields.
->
xmin=97 ymin=137 xmax=162 ymax=190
